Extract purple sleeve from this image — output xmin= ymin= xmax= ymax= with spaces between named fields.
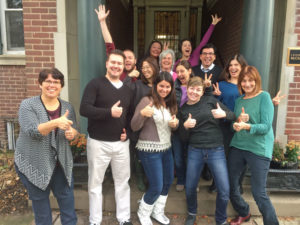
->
xmin=189 ymin=24 xmax=215 ymax=67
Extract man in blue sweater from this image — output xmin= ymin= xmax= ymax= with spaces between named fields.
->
xmin=80 ymin=49 xmax=133 ymax=225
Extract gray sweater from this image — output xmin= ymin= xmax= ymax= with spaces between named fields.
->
xmin=15 ymin=96 xmax=76 ymax=190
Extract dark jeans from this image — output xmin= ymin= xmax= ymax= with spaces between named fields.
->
xmin=171 ymin=134 xmax=187 ymax=185
xmin=228 ymin=147 xmax=279 ymax=225
xmin=138 ymin=148 xmax=174 ymax=205
xmin=16 ymin=164 xmax=77 ymax=225
xmin=185 ymin=146 xmax=229 ymax=224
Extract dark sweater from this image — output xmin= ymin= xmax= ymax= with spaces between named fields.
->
xmin=178 ymin=95 xmax=235 ymax=148
xmin=80 ymin=76 xmax=133 ymax=141
xmin=192 ymin=64 xmax=223 ymax=84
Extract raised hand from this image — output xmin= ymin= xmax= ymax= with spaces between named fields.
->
xmin=57 ymin=110 xmax=73 ymax=130
xmin=211 ymin=14 xmax=222 ymax=25
xmin=65 ymin=127 xmax=75 ymax=141
xmin=140 ymin=102 xmax=154 ymax=117
xmin=111 ymin=100 xmax=123 ymax=118
xmin=238 ymin=107 xmax=249 ymax=122
xmin=163 ymin=41 xmax=169 ymax=51
xmin=213 ymin=82 xmax=221 ymax=96
xmin=95 ymin=4 xmax=110 ymax=22
xmin=211 ymin=103 xmax=226 ymax=119
xmin=184 ymin=113 xmax=196 ymax=129
xmin=120 ymin=128 xmax=127 ymax=141
xmin=168 ymin=115 xmax=179 ymax=128
xmin=272 ymin=90 xmax=286 ymax=106
xmin=204 ymin=73 xmax=212 ymax=87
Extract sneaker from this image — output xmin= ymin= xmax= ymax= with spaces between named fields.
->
xmin=185 ymin=214 xmax=196 ymax=225
xmin=120 ymin=220 xmax=133 ymax=225
xmin=176 ymin=184 xmax=184 ymax=192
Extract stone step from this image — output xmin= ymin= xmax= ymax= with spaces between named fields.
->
xmin=48 ymin=176 xmax=300 ymax=217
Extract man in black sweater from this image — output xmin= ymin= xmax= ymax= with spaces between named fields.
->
xmin=192 ymin=43 xmax=222 ymax=85
xmin=80 ymin=50 xmax=133 ymax=225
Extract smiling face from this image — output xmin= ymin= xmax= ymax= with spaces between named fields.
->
xmin=181 ymin=40 xmax=192 ymax=58
xmin=200 ymin=47 xmax=216 ymax=69
xmin=187 ymin=85 xmax=203 ymax=104
xmin=161 ymin=53 xmax=173 ymax=72
xmin=229 ymin=59 xmax=242 ymax=79
xmin=106 ymin=54 xmax=124 ymax=80
xmin=142 ymin=61 xmax=154 ymax=82
xmin=176 ymin=65 xmax=191 ymax=86
xmin=123 ymin=50 xmax=136 ymax=72
xmin=241 ymin=74 xmax=256 ymax=96
xmin=150 ymin=42 xmax=162 ymax=58
xmin=40 ymin=74 xmax=62 ymax=99
xmin=157 ymin=80 xmax=172 ymax=99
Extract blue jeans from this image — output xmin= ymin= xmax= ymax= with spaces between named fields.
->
xmin=228 ymin=147 xmax=279 ymax=225
xmin=16 ymin=164 xmax=77 ymax=225
xmin=185 ymin=146 xmax=229 ymax=224
xmin=171 ymin=134 xmax=187 ymax=185
xmin=138 ymin=148 xmax=174 ymax=205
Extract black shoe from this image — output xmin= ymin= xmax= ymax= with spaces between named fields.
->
xmin=120 ymin=220 xmax=133 ymax=225
xmin=185 ymin=214 xmax=196 ymax=225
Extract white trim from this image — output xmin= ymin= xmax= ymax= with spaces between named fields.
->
xmin=0 ymin=54 xmax=25 ymax=65
xmin=0 ymin=0 xmax=25 ymax=55
xmin=275 ymin=0 xmax=297 ymax=145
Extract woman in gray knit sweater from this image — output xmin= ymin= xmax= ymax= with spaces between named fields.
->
xmin=131 ymin=72 xmax=178 ymax=225
xmin=15 ymin=68 xmax=78 ymax=225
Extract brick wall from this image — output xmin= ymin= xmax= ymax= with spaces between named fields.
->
xmin=0 ymin=0 xmax=58 ymax=149
xmin=203 ymin=0 xmax=244 ymax=67
xmin=0 ymin=66 xmax=26 ymax=148
xmin=22 ymin=0 xmax=57 ymax=97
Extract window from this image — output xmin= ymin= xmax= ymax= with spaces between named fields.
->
xmin=0 ymin=0 xmax=24 ymax=55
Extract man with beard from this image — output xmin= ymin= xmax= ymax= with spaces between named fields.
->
xmin=95 ymin=4 xmax=139 ymax=87
xmin=80 ymin=50 xmax=134 ymax=225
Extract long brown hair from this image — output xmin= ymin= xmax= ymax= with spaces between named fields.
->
xmin=150 ymin=71 xmax=177 ymax=115
xmin=219 ymin=54 xmax=248 ymax=82
xmin=140 ymin=57 xmax=159 ymax=85
xmin=238 ymin=66 xmax=262 ymax=95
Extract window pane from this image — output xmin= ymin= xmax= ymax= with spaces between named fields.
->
xmin=7 ymin=0 xmax=23 ymax=9
xmin=5 ymin=11 xmax=24 ymax=50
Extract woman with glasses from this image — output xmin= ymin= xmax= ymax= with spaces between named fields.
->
xmin=15 ymin=68 xmax=78 ymax=225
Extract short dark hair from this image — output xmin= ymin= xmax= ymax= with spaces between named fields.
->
xmin=175 ymin=60 xmax=195 ymax=77
xmin=107 ymin=49 xmax=126 ymax=63
xmin=38 ymin=68 xmax=64 ymax=87
xmin=123 ymin=49 xmax=136 ymax=59
xmin=200 ymin=43 xmax=217 ymax=55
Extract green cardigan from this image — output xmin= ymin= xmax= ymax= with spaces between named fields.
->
xmin=230 ymin=91 xmax=274 ymax=159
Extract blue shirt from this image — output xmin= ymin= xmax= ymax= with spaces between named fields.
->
xmin=218 ymin=81 xmax=240 ymax=111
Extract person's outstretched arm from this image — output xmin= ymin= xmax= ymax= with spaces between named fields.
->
xmin=95 ymin=4 xmax=112 ymax=43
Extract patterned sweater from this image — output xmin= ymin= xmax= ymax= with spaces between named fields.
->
xmin=15 ymin=96 xmax=77 ymax=190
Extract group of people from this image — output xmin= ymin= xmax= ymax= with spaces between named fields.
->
xmin=14 ymin=4 xmax=285 ymax=225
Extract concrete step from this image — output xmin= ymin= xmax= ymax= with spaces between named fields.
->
xmin=47 ymin=175 xmax=300 ymax=217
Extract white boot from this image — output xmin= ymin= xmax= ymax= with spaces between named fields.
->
xmin=137 ymin=196 xmax=154 ymax=225
xmin=151 ymin=195 xmax=170 ymax=225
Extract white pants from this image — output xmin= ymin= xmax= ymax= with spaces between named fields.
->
xmin=87 ymin=137 xmax=131 ymax=224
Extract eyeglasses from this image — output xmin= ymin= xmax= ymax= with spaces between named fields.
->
xmin=142 ymin=66 xmax=152 ymax=70
xmin=201 ymin=52 xmax=215 ymax=56
xmin=44 ymin=80 xmax=61 ymax=86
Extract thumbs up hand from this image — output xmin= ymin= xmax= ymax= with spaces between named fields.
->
xmin=56 ymin=110 xmax=73 ymax=130
xmin=184 ymin=113 xmax=196 ymax=129
xmin=211 ymin=103 xmax=226 ymax=119
xmin=120 ymin=128 xmax=127 ymax=141
xmin=111 ymin=100 xmax=123 ymax=118
xmin=140 ymin=101 xmax=154 ymax=117
xmin=168 ymin=115 xmax=179 ymax=128
xmin=238 ymin=107 xmax=249 ymax=122
xmin=233 ymin=121 xmax=251 ymax=132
